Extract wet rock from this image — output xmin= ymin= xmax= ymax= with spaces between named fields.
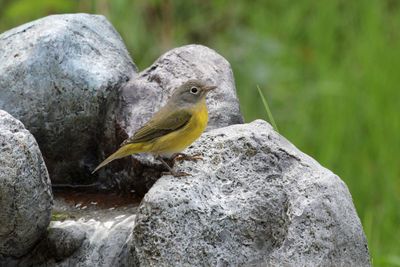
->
xmin=0 ymin=110 xmax=53 ymax=259
xmin=46 ymin=224 xmax=87 ymax=261
xmin=132 ymin=120 xmax=370 ymax=266
xmin=46 ymin=217 xmax=137 ymax=266
xmin=8 ymin=224 xmax=87 ymax=266
xmin=97 ymin=44 xmax=243 ymax=195
xmin=0 ymin=14 xmax=136 ymax=185
xmin=5 ymin=189 xmax=140 ymax=267
xmin=6 ymin=215 xmax=137 ymax=267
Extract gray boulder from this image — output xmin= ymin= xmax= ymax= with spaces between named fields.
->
xmin=0 ymin=110 xmax=53 ymax=259
xmin=132 ymin=120 xmax=370 ymax=266
xmin=97 ymin=44 xmax=243 ymax=194
xmin=0 ymin=13 xmax=137 ymax=185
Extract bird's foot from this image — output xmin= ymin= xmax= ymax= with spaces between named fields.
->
xmin=172 ymin=153 xmax=203 ymax=162
xmin=162 ymin=171 xmax=191 ymax=177
xmin=156 ymin=155 xmax=192 ymax=177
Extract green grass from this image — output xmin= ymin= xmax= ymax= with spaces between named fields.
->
xmin=257 ymin=85 xmax=279 ymax=132
xmin=1 ymin=0 xmax=399 ymax=265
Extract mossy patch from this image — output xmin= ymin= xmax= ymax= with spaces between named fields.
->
xmin=51 ymin=211 xmax=74 ymax=221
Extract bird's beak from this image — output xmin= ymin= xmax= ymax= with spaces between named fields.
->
xmin=204 ymin=85 xmax=217 ymax=92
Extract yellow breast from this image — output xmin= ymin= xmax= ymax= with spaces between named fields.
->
xmin=150 ymin=99 xmax=208 ymax=155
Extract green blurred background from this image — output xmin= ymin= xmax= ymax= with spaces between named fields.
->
xmin=1 ymin=0 xmax=399 ymax=265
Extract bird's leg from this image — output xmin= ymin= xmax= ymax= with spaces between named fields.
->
xmin=171 ymin=152 xmax=203 ymax=162
xmin=156 ymin=156 xmax=190 ymax=177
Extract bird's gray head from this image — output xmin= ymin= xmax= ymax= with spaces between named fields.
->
xmin=169 ymin=80 xmax=217 ymax=107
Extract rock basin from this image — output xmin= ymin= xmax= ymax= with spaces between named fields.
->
xmin=0 ymin=13 xmax=370 ymax=267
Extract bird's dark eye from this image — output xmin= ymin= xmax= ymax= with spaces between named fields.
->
xmin=190 ymin=87 xmax=199 ymax=94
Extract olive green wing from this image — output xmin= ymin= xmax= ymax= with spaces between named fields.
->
xmin=122 ymin=108 xmax=192 ymax=145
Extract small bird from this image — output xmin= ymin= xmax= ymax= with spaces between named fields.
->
xmin=92 ymin=79 xmax=217 ymax=176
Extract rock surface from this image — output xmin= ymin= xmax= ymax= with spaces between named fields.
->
xmin=97 ymin=44 xmax=243 ymax=194
xmin=0 ymin=110 xmax=53 ymax=259
xmin=132 ymin=120 xmax=370 ymax=266
xmin=0 ymin=13 xmax=137 ymax=185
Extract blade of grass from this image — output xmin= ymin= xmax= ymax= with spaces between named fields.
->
xmin=257 ymin=85 xmax=279 ymax=132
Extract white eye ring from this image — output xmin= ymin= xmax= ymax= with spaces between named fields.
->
xmin=190 ymin=87 xmax=199 ymax=94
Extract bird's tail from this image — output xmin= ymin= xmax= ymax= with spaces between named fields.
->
xmin=92 ymin=143 xmax=145 ymax=173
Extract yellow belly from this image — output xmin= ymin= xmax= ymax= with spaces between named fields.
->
xmin=149 ymin=100 xmax=208 ymax=155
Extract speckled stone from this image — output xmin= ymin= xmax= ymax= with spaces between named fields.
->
xmin=0 ymin=110 xmax=53 ymax=259
xmin=132 ymin=120 xmax=370 ymax=267
xmin=0 ymin=13 xmax=136 ymax=185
